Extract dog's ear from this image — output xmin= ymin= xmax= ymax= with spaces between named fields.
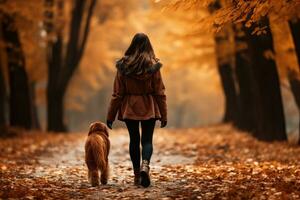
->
xmin=88 ymin=123 xmax=94 ymax=135
xmin=88 ymin=122 xmax=99 ymax=135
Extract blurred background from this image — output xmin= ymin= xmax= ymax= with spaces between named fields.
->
xmin=0 ymin=0 xmax=299 ymax=141
xmin=67 ymin=0 xmax=224 ymax=130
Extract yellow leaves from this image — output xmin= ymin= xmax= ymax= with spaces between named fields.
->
xmin=166 ymin=0 xmax=299 ymax=35
xmin=253 ymin=2 xmax=270 ymax=18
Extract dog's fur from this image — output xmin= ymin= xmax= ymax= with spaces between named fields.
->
xmin=85 ymin=122 xmax=110 ymax=186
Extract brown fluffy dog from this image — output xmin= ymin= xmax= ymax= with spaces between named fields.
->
xmin=85 ymin=122 xmax=110 ymax=186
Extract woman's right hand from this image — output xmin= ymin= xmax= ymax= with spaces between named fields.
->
xmin=107 ymin=120 xmax=113 ymax=129
xmin=160 ymin=120 xmax=167 ymax=128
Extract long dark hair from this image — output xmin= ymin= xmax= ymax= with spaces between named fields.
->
xmin=118 ymin=33 xmax=158 ymax=75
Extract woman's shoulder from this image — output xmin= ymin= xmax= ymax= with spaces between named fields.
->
xmin=145 ymin=58 xmax=163 ymax=74
xmin=115 ymin=57 xmax=127 ymax=73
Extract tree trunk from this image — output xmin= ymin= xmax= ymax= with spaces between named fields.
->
xmin=46 ymin=34 xmax=66 ymax=131
xmin=30 ymin=82 xmax=40 ymax=129
xmin=47 ymin=88 xmax=65 ymax=131
xmin=217 ymin=63 xmax=239 ymax=123
xmin=233 ymin=24 xmax=258 ymax=133
xmin=2 ymin=14 xmax=32 ymax=129
xmin=45 ymin=0 xmax=66 ymax=131
xmin=0 ymin=64 xmax=5 ymax=128
xmin=288 ymin=19 xmax=300 ymax=144
xmin=287 ymin=72 xmax=300 ymax=144
xmin=245 ymin=18 xmax=286 ymax=141
xmin=215 ymin=28 xmax=240 ymax=124
xmin=45 ymin=0 xmax=97 ymax=132
xmin=289 ymin=20 xmax=300 ymax=65
xmin=287 ymin=71 xmax=300 ymax=144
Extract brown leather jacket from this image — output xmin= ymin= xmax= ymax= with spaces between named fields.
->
xmin=107 ymin=62 xmax=167 ymax=122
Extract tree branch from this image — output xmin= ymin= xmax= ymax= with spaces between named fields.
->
xmin=59 ymin=0 xmax=85 ymax=91
xmin=76 ymin=0 xmax=97 ymax=64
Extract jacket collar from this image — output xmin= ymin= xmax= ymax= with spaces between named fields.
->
xmin=116 ymin=57 xmax=162 ymax=76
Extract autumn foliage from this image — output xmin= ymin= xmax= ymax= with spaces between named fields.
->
xmin=0 ymin=0 xmax=300 ymax=198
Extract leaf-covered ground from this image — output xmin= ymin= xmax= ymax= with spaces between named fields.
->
xmin=0 ymin=125 xmax=300 ymax=199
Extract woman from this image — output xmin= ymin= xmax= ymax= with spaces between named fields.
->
xmin=106 ymin=33 xmax=167 ymax=187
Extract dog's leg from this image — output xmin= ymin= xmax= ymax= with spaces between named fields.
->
xmin=91 ymin=170 xmax=100 ymax=187
xmin=100 ymin=163 xmax=109 ymax=185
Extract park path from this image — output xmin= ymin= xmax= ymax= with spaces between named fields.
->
xmin=1 ymin=125 xmax=300 ymax=199
xmin=34 ymin=128 xmax=197 ymax=199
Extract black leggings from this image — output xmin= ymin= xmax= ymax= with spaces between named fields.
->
xmin=125 ymin=119 xmax=156 ymax=169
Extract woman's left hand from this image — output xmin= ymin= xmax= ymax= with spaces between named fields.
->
xmin=160 ymin=120 xmax=167 ymax=128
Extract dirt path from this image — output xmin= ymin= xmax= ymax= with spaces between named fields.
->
xmin=33 ymin=128 xmax=196 ymax=199
xmin=1 ymin=125 xmax=300 ymax=199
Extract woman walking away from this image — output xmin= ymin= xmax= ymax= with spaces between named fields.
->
xmin=106 ymin=33 xmax=167 ymax=187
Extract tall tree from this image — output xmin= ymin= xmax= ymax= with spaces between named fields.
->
xmin=168 ymin=0 xmax=295 ymax=140
xmin=44 ymin=0 xmax=97 ymax=131
xmin=209 ymin=1 xmax=286 ymax=140
xmin=1 ymin=14 xmax=32 ymax=129
xmin=209 ymin=1 xmax=240 ymax=124
xmin=245 ymin=18 xmax=286 ymax=141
